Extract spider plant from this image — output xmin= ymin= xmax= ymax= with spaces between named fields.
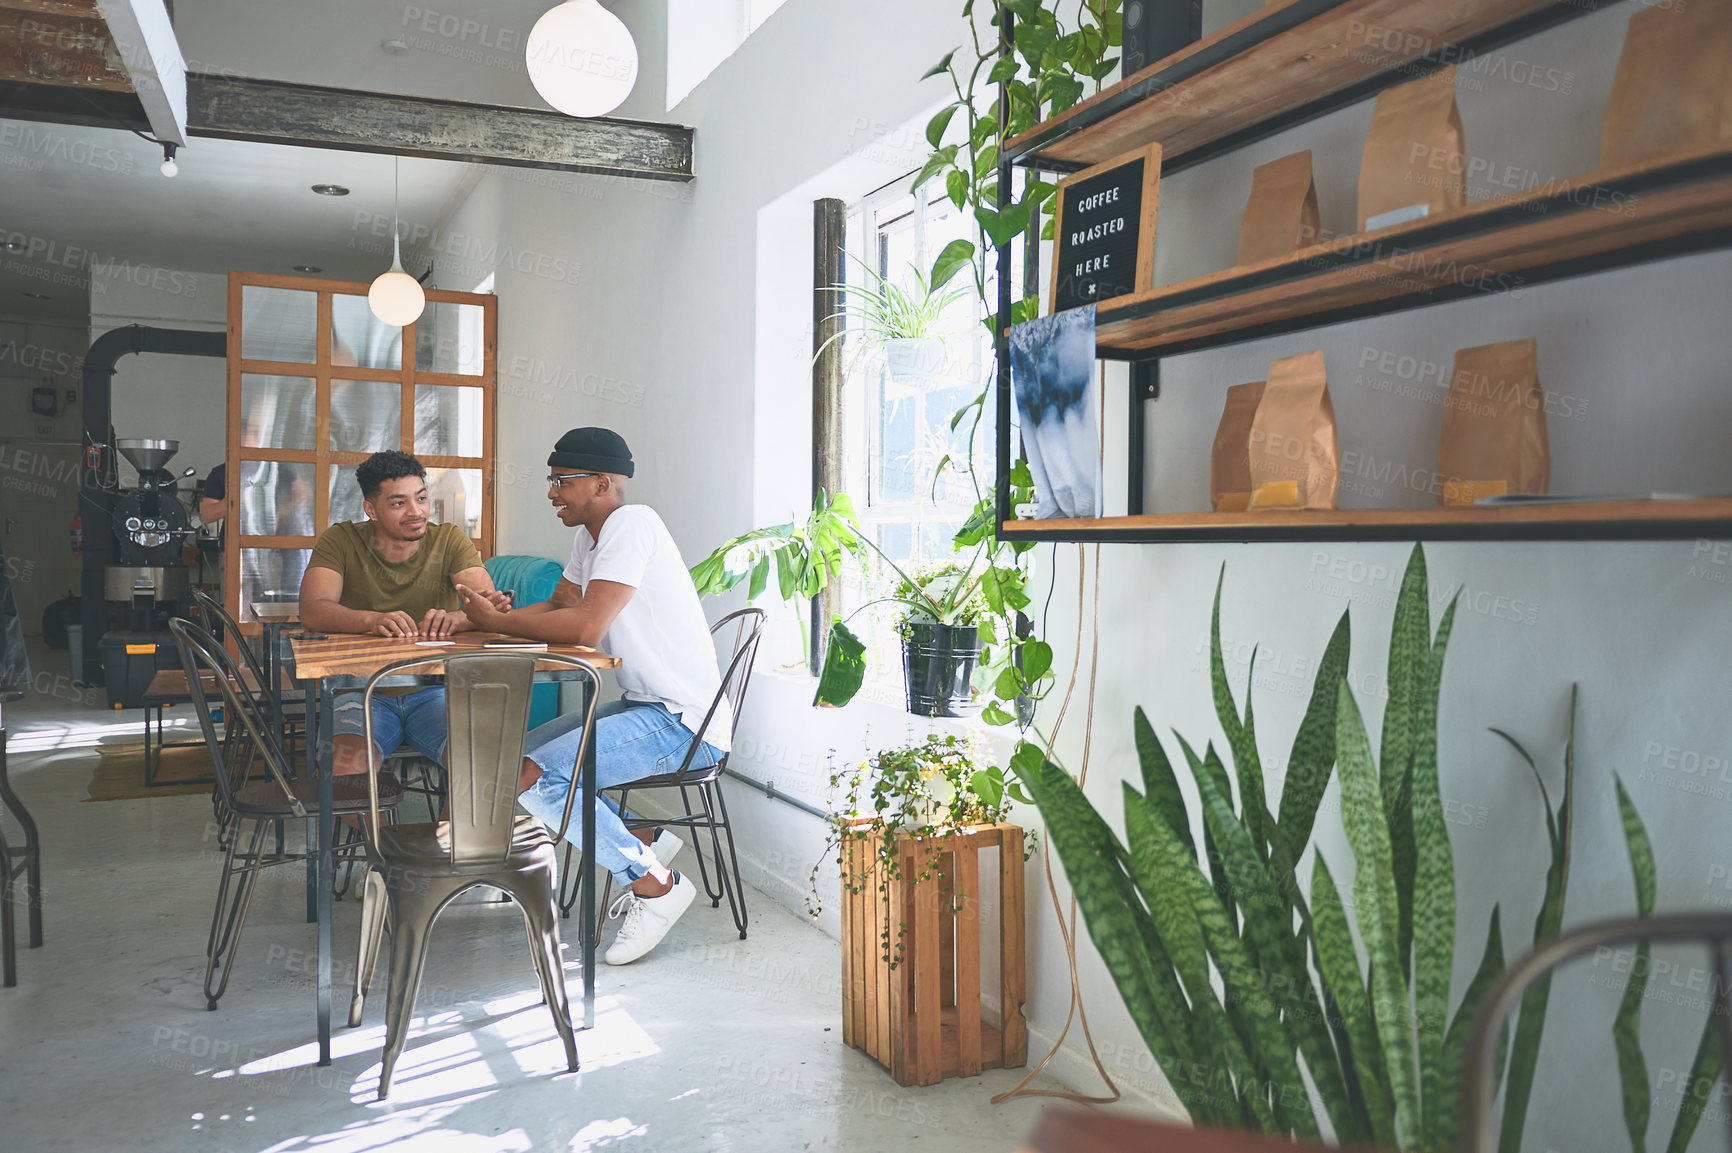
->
xmin=813 ymin=255 xmax=969 ymax=368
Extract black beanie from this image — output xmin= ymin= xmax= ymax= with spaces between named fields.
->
xmin=548 ymin=427 xmax=634 ymax=477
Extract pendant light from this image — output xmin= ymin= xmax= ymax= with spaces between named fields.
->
xmin=526 ymin=0 xmax=639 ymax=118
xmin=368 ymin=154 xmax=425 ymax=327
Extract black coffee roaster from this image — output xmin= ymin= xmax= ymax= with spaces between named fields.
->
xmin=98 ymin=438 xmax=198 ymax=708
xmin=77 ymin=324 xmax=228 ymax=700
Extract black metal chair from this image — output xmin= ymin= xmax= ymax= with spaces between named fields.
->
xmin=188 ymin=587 xmax=307 ymax=759
xmin=170 ymin=618 xmax=404 ymax=1010
xmin=347 ymin=651 xmax=601 ymax=1099
xmin=0 ymin=710 xmax=42 ymax=988
xmin=1463 ymin=911 xmax=1732 ymax=1152
xmin=560 ymin=608 xmax=766 ymax=940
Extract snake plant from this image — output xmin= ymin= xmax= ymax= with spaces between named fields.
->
xmin=1010 ymin=544 xmax=1590 ymax=1148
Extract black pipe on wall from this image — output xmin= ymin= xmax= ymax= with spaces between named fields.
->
xmin=80 ymin=325 xmax=227 ymax=683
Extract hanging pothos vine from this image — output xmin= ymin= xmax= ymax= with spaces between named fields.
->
xmin=911 ymin=0 xmax=1123 ymax=731
xmin=689 ymin=1 xmax=1121 ymax=736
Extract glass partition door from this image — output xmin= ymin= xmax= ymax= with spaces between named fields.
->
xmin=224 ymin=271 xmax=497 ymax=626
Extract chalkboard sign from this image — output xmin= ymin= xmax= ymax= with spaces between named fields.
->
xmin=1049 ymin=142 xmax=1162 ymax=314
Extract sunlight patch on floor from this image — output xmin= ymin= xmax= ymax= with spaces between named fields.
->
xmin=9 ymin=716 xmax=194 ymax=753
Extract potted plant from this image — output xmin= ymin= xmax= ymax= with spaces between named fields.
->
xmin=814 ymin=258 xmax=967 ymax=386
xmin=887 ymin=563 xmax=988 ymax=717
xmin=690 ymin=477 xmax=1051 ymax=719
xmin=810 ymin=732 xmax=1027 ymax=960
xmin=814 ymin=733 xmax=1035 ymax=1086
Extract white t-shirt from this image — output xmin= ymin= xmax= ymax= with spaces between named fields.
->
xmin=563 ymin=504 xmax=732 ymax=752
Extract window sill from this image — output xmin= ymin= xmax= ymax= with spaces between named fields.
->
xmin=754 ymin=665 xmax=1021 ymax=746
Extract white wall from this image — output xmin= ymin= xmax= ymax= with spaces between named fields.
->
xmin=433 ymin=0 xmax=1732 ymax=1144
xmin=0 ymin=316 xmax=87 ymax=634
xmin=88 ymin=263 xmax=226 ymax=489
xmin=1035 ymin=5 xmax=1732 ymax=1148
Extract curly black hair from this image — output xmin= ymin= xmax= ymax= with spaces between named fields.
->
xmin=355 ymin=450 xmax=426 ymax=501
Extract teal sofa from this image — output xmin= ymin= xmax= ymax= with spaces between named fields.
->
xmin=483 ymin=554 xmax=566 ymax=730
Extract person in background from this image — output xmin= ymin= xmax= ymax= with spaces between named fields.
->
xmin=455 ymin=427 xmax=728 ymax=965
xmin=199 ymin=462 xmax=226 ymax=529
xmin=299 ymin=450 xmax=503 ymax=777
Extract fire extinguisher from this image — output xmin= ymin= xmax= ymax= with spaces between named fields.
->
xmin=69 ymin=514 xmax=82 ymax=556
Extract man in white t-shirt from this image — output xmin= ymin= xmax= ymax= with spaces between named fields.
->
xmin=455 ymin=427 xmax=728 ymax=964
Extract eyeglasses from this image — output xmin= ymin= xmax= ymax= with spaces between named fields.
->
xmin=546 ymin=472 xmax=598 ymax=488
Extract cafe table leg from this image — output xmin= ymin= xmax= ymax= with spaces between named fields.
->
xmin=304 ymin=681 xmax=318 ymax=924
xmin=581 ymin=674 xmax=596 ymax=1031
xmin=316 ymin=679 xmax=334 ymax=1066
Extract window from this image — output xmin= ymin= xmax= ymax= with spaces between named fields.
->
xmin=831 ymin=176 xmax=1016 ymax=690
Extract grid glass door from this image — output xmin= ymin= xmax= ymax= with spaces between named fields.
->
xmin=223 ymin=271 xmax=497 ymax=625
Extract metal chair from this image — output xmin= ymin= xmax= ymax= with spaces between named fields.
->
xmin=188 ymin=587 xmax=306 ymax=755
xmin=169 ymin=619 xmax=404 ymax=1010
xmin=1464 ymin=911 xmax=1732 ymax=1153
xmin=566 ymin=608 xmax=765 ymax=940
xmin=0 ymin=713 xmax=42 ymax=988
xmin=346 ymin=651 xmax=601 ymax=1100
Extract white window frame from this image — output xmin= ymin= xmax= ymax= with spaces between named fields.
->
xmin=834 ymin=174 xmax=1000 ymax=692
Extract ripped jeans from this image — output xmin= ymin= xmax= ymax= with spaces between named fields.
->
xmin=517 ymin=698 xmax=721 ymax=885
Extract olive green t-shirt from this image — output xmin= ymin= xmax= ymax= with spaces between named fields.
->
xmin=306 ymin=521 xmax=483 ymax=621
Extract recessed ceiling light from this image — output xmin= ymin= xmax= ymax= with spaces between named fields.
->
xmin=382 ymin=39 xmax=410 ymax=55
xmin=311 ymin=184 xmax=350 ymax=197
xmin=21 ymin=291 xmax=52 ymax=300
xmin=293 ymin=265 xmax=323 ymax=273
xmin=1 ymin=238 xmax=23 ymax=252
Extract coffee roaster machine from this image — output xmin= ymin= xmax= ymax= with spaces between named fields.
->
xmin=95 ymin=438 xmax=200 ymax=706
xmin=77 ymin=324 xmax=228 ymax=699
xmin=108 ymin=439 xmax=196 ymax=600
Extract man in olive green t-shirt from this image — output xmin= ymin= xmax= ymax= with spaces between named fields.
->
xmin=299 ymin=450 xmax=502 ymax=775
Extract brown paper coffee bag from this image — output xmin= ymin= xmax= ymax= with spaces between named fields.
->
xmin=1601 ymin=0 xmax=1732 ymax=168
xmin=1436 ymin=338 xmax=1549 ymax=507
xmin=1358 ymin=66 xmax=1465 ymax=232
xmin=1237 ymin=151 xmax=1320 ymax=265
xmin=1211 ymin=381 xmax=1266 ymax=512
xmin=1248 ymin=350 xmax=1338 ymax=510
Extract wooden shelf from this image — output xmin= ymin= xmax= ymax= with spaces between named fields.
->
xmin=1078 ymin=146 xmax=1732 ymax=358
xmin=1004 ymin=0 xmax=1609 ymax=174
xmin=1000 ymin=500 xmax=1732 ymax=544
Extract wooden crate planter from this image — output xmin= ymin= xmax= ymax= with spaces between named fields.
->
xmin=840 ymin=821 xmax=1026 ymax=1086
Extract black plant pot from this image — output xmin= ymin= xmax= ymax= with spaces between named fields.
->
xmin=900 ymin=621 xmax=983 ymax=718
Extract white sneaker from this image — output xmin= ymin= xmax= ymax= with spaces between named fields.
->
xmin=651 ymin=829 xmax=682 ymax=869
xmin=604 ymin=872 xmax=696 ymax=965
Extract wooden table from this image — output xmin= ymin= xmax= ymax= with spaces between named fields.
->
xmin=140 ymin=666 xmax=262 ymax=787
xmin=291 ymin=631 xmax=621 ymax=1066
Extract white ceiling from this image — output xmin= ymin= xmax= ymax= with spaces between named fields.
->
xmin=0 ymin=124 xmax=482 ymax=322
xmin=0 ymin=0 xmax=647 ymax=324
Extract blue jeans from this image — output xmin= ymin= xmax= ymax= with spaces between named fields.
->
xmin=518 ymin=699 xmax=721 ymax=884
xmin=329 ymin=687 xmax=448 ymax=762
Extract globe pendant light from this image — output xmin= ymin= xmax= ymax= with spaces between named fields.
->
xmin=369 ymin=156 xmax=425 ymax=327
xmin=526 ymin=0 xmax=639 ymax=118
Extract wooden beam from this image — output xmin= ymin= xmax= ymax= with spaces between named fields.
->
xmin=0 ymin=2 xmax=104 ymax=20
xmin=0 ymin=78 xmax=144 ymax=127
xmin=810 ymin=197 xmax=846 ymax=676
xmin=0 ymin=5 xmax=129 ymax=91
xmin=95 ymin=0 xmax=185 ymax=143
xmin=187 ymin=72 xmax=694 ymax=181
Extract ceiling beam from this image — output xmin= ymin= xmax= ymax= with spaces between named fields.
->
xmin=0 ymin=78 xmax=143 ymax=127
xmin=0 ymin=3 xmax=130 ymax=92
xmin=95 ymin=0 xmax=184 ymax=144
xmin=186 ymin=73 xmax=694 ymax=181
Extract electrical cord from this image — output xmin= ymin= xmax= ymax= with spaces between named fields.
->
xmin=993 ymin=362 xmax=1120 ymax=1107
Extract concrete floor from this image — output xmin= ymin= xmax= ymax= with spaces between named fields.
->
xmin=0 ymin=645 xmax=1066 ymax=1152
